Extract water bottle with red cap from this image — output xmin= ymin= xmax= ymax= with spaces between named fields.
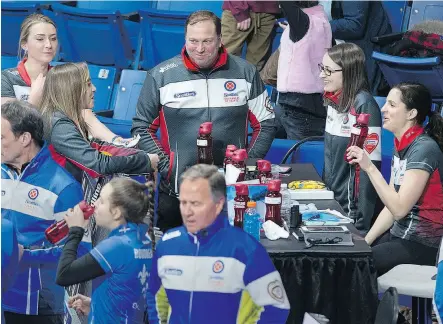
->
xmin=265 ymin=179 xmax=283 ymax=226
xmin=223 ymin=144 xmax=237 ymax=172
xmin=231 ymin=149 xmax=248 ymax=182
xmin=234 ymin=183 xmax=249 ymax=228
xmin=45 ymin=201 xmax=95 ymax=245
xmin=197 ymin=122 xmax=213 ymax=164
xmin=345 ymin=113 xmax=370 ymax=163
xmin=257 ymin=159 xmax=272 ymax=184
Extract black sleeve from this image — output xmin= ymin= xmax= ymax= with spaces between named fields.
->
xmin=279 ymin=1 xmax=310 ymax=42
xmin=56 ymin=227 xmax=105 ymax=287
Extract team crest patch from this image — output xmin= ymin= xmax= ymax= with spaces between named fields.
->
xmin=267 ymin=280 xmax=285 ymax=303
xmin=265 ymin=96 xmax=274 ymax=113
xmin=28 ymin=188 xmax=39 ymax=200
xmin=224 ymin=81 xmax=236 ymax=92
xmin=364 ymin=133 xmax=379 ymax=154
xmin=212 ymin=260 xmax=224 ymax=273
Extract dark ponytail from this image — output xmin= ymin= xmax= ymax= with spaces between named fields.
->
xmin=426 ymin=111 xmax=443 ymax=152
xmin=107 ymin=177 xmax=155 ymax=224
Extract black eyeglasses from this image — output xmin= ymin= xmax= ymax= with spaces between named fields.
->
xmin=318 ymin=63 xmax=342 ymax=76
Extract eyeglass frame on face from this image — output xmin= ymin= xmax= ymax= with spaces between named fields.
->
xmin=318 ymin=63 xmax=342 ymax=76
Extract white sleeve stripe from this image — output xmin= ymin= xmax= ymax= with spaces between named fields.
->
xmin=248 ymin=90 xmax=275 ymax=123
xmin=245 ymin=271 xmax=290 ymax=310
xmin=92 ymin=249 xmax=113 ymax=272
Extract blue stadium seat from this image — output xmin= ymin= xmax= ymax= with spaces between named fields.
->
xmin=382 ymin=1 xmax=409 ymax=32
xmin=408 ymin=1 xmax=443 ymax=29
xmin=372 ymin=52 xmax=443 ymax=102
xmin=1 ymin=2 xmax=42 ymax=56
xmin=374 ymin=96 xmax=395 ymax=182
xmin=151 ymin=1 xmax=223 ymax=17
xmin=51 ymin=3 xmax=134 ymax=70
xmin=139 ymin=9 xmax=188 ymax=70
xmin=96 ymin=69 xmax=147 ymax=138
xmin=1 ymin=55 xmax=19 ymax=70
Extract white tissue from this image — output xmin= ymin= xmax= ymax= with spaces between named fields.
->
xmin=225 ymin=164 xmax=241 ymax=185
xmin=262 ymin=220 xmax=289 ymax=240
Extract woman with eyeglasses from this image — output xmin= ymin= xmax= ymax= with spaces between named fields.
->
xmin=347 ymin=82 xmax=443 ymax=276
xmin=320 ymin=43 xmax=382 ymax=234
xmin=276 ymin=1 xmax=332 ymax=140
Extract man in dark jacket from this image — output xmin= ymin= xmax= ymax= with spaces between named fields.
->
xmin=221 ymin=1 xmax=280 ymax=71
xmin=132 ymin=10 xmax=276 ymax=232
xmin=330 ymin=1 xmax=391 ymax=93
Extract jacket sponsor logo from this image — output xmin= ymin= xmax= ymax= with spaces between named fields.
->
xmin=134 ymin=248 xmax=153 ymax=259
xmin=265 ymin=96 xmax=274 ymax=113
xmin=164 ymin=268 xmax=183 ymax=276
xmin=224 ymin=81 xmax=236 ymax=92
xmin=267 ymin=280 xmax=285 ymax=303
xmin=212 ymin=260 xmax=224 ymax=273
xmin=1 ymin=190 xmax=5 ymax=196
xmin=28 ymin=188 xmax=39 ymax=200
xmin=162 ymin=230 xmax=181 ymax=241
xmin=364 ymin=133 xmax=379 ymax=154
xmin=159 ymin=63 xmax=178 ymax=73
xmin=174 ymin=91 xmax=196 ymax=99
xmin=342 ymin=114 xmax=349 ymax=124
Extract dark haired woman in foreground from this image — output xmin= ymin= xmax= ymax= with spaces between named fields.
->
xmin=348 ymin=82 xmax=443 ymax=276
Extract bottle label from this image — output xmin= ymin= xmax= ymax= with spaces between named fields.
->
xmin=234 ymin=201 xmax=246 ymax=209
xmin=197 ymin=139 xmax=208 ymax=147
xmin=265 ymin=197 xmax=282 ymax=204
xmin=351 ymin=127 xmax=361 ymax=136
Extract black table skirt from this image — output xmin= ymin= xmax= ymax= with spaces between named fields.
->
xmin=271 ymin=251 xmax=378 ymax=324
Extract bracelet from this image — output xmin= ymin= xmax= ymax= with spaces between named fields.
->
xmin=111 ymin=135 xmax=121 ymax=143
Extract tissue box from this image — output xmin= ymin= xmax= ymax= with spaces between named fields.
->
xmin=226 ymin=184 xmax=267 ymax=226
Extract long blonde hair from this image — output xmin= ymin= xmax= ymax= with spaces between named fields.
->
xmin=19 ymin=13 xmax=57 ymax=60
xmin=39 ymin=62 xmax=90 ymax=139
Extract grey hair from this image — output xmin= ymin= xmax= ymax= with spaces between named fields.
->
xmin=180 ymin=164 xmax=226 ymax=202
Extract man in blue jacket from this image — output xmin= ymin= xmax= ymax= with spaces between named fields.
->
xmin=146 ymin=164 xmax=290 ymax=323
xmin=1 ymin=100 xmax=86 ymax=324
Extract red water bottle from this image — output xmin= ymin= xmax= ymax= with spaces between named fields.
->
xmin=232 ymin=149 xmax=248 ymax=182
xmin=234 ymin=184 xmax=249 ymax=228
xmin=345 ymin=113 xmax=370 ymax=163
xmin=265 ymin=180 xmax=283 ymax=226
xmin=45 ymin=201 xmax=95 ymax=244
xmin=197 ymin=122 xmax=213 ymax=164
xmin=257 ymin=160 xmax=272 ymax=184
xmin=224 ymin=145 xmax=237 ymax=172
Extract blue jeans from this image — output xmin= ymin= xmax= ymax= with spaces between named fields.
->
xmin=279 ymin=104 xmax=326 ymax=140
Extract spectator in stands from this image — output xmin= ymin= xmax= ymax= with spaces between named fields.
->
xmin=348 ymin=82 xmax=443 ymax=276
xmin=1 ymin=100 xmax=86 ymax=324
xmin=133 ymin=10 xmax=275 ymax=232
xmin=276 ymin=1 xmax=331 ymax=140
xmin=434 ymin=238 xmax=443 ymax=323
xmin=39 ymin=62 xmax=159 ymax=182
xmin=0 ymin=13 xmax=134 ymax=147
xmin=146 ymin=164 xmax=289 ymax=323
xmin=56 ymin=178 xmax=153 ymax=324
xmin=321 ymin=43 xmax=382 ymax=234
xmin=221 ymin=1 xmax=280 ymax=71
xmin=327 ymin=1 xmax=391 ymax=94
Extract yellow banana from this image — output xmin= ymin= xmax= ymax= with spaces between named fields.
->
xmin=288 ymin=180 xmax=326 ymax=190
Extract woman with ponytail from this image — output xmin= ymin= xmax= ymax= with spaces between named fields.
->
xmin=347 ymin=82 xmax=443 ymax=276
xmin=55 ymin=178 xmax=154 ymax=323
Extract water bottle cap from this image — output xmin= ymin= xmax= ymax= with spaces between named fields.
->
xmin=227 ymin=144 xmax=237 ymax=151
xmin=225 ymin=146 xmax=237 ymax=157
xmin=231 ymin=149 xmax=248 ymax=162
xmin=246 ymin=201 xmax=257 ymax=208
xmin=235 ymin=183 xmax=249 ymax=196
xmin=267 ymin=179 xmax=281 ymax=191
xmin=256 ymin=159 xmax=271 ymax=171
xmin=357 ymin=113 xmax=370 ymax=125
xmin=199 ymin=122 xmax=213 ymax=135
xmin=281 ymin=183 xmax=288 ymax=189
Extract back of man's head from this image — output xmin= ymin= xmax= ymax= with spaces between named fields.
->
xmin=185 ymin=10 xmax=221 ymax=37
xmin=1 ymin=100 xmax=44 ymax=148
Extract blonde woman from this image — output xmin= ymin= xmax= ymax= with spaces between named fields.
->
xmin=1 ymin=13 xmax=133 ymax=146
xmin=40 ymin=62 xmax=159 ymax=181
